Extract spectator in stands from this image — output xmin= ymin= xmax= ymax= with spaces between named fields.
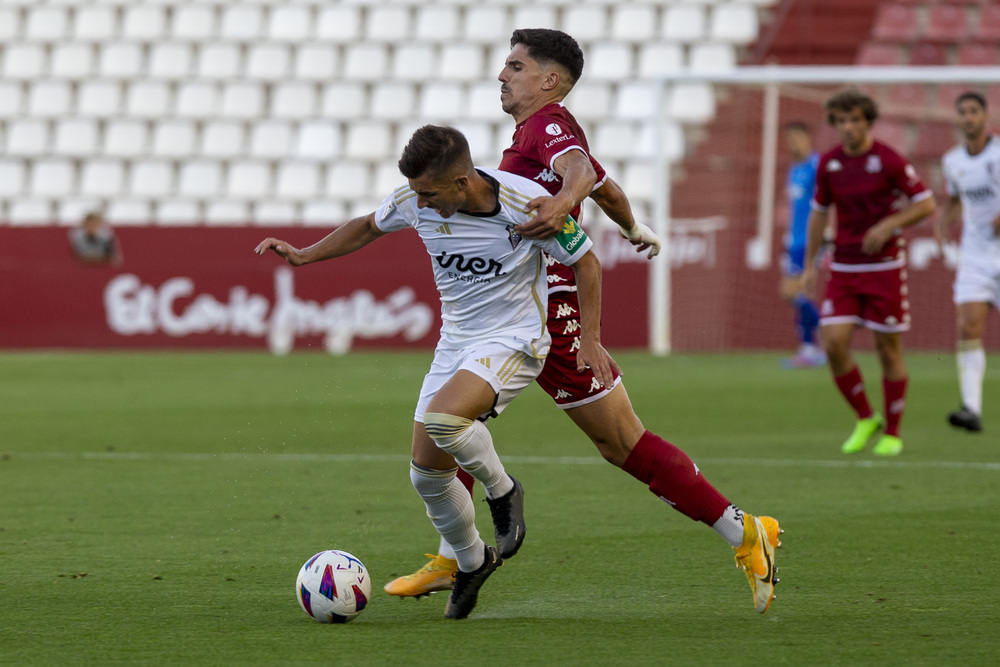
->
xmin=936 ymin=91 xmax=1000 ymax=433
xmin=68 ymin=211 xmax=122 ymax=267
xmin=779 ymin=121 xmax=825 ymax=368
xmin=803 ymin=89 xmax=936 ymax=456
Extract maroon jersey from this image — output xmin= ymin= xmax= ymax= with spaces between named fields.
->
xmin=499 ymin=103 xmax=607 ymax=294
xmin=811 ymin=140 xmax=930 ymax=269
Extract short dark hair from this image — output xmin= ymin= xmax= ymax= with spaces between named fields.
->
xmin=510 ymin=28 xmax=584 ymax=85
xmin=398 ymin=125 xmax=472 ymax=180
xmin=955 ymin=91 xmax=987 ymax=110
xmin=784 ymin=121 xmax=810 ymax=134
xmin=825 ymin=89 xmax=879 ymax=125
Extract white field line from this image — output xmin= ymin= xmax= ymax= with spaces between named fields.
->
xmin=10 ymin=451 xmax=1000 ymax=471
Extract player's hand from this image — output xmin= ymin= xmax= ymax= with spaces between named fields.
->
xmin=255 ymin=238 xmax=305 ymax=266
xmin=861 ymin=220 xmax=895 ymax=255
xmin=514 ymin=195 xmax=574 ymax=240
xmin=576 ymin=337 xmax=621 ymax=389
xmin=619 ymin=222 xmax=662 ymax=259
xmin=992 ymin=214 xmax=1000 ymax=237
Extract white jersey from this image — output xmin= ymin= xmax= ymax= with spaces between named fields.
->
xmin=374 ymin=167 xmax=593 ymax=357
xmin=943 ymin=136 xmax=1000 ymax=269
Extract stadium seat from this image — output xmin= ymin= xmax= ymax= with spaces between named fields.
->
xmin=956 ymin=44 xmax=1000 ymax=66
xmin=156 ymin=199 xmax=201 ymax=225
xmin=365 ymin=6 xmax=412 ymax=42
xmin=176 ymin=82 xmax=219 ymax=118
xmin=563 ymin=82 xmax=612 ymax=121
xmin=296 ymin=121 xmax=342 ymax=160
xmin=464 ymin=8 xmax=511 ymax=46
xmin=106 ymin=200 xmax=152 ymax=226
xmin=3 ymin=44 xmax=46 ymax=80
xmin=205 ymin=200 xmax=250 ymax=226
xmin=439 ymin=44 xmax=485 ymax=81
xmin=126 ymin=81 xmax=171 ymax=118
xmin=667 ymin=83 xmax=715 ymax=122
xmin=250 ymin=121 xmax=293 ymax=158
xmin=201 ymin=121 xmax=246 ymax=158
xmin=872 ymin=5 xmax=919 ymax=42
xmin=51 ymin=43 xmax=96 ymax=79
xmin=620 ymin=162 xmax=655 ymax=201
xmin=253 ymin=201 xmax=298 ymax=226
xmin=562 ymin=6 xmax=609 ymax=42
xmin=924 ymin=4 xmax=969 ymax=42
xmin=0 ymin=8 xmax=20 ymax=42
xmin=130 ymin=160 xmax=174 ymax=197
xmin=662 ymin=5 xmax=706 ymax=43
xmin=909 ymin=43 xmax=947 ymax=66
xmin=220 ymin=6 xmax=263 ymax=41
xmin=122 ymin=6 xmax=167 ymax=41
xmin=245 ymin=44 xmax=291 ymax=81
xmin=56 ymin=199 xmax=101 ymax=227
xmin=0 ymin=83 xmax=23 ymax=118
xmin=302 ymin=201 xmax=346 ymax=226
xmin=512 ymin=7 xmax=558 ymax=31
xmin=710 ymin=4 xmax=759 ymax=44
xmin=594 ymin=121 xmax=638 ymax=160
xmin=345 ymin=121 xmax=392 ymax=159
xmin=322 ymin=83 xmax=368 ymax=119
xmin=870 ymin=121 xmax=910 ymax=154
xmin=373 ymin=162 xmax=404 ymax=196
xmin=73 ymin=6 xmax=117 ymax=42
xmin=414 ymin=6 xmax=461 ymax=43
xmin=26 ymin=7 xmax=69 ymax=41
xmin=391 ymin=43 xmax=436 ymax=81
xmin=372 ymin=83 xmax=416 ymax=120
xmin=689 ymin=43 xmax=737 ymax=71
xmin=586 ymin=42 xmax=633 ymax=80
xmin=326 ymin=162 xmax=371 ymax=199
xmin=178 ymin=161 xmax=223 ymax=197
xmin=638 ymin=43 xmax=685 ymax=78
xmin=152 ymin=121 xmax=197 ymax=157
xmin=270 ymin=82 xmax=316 ymax=119
xmin=54 ymin=119 xmax=99 ymax=156
xmin=934 ymin=83 xmax=982 ymax=109
xmin=197 ymin=43 xmax=242 ymax=80
xmin=453 ymin=121 xmax=495 ymax=161
xmin=276 ymin=163 xmax=321 ymax=200
xmin=344 ymin=44 xmax=390 ymax=81
xmin=99 ymin=43 xmax=144 ymax=79
xmin=77 ymin=80 xmax=122 ymax=117
xmin=856 ymin=43 xmax=901 ymax=66
xmin=149 ymin=43 xmax=194 ymax=79
xmin=295 ymin=45 xmax=338 ymax=81
xmin=171 ymin=5 xmax=216 ymax=41
xmin=316 ymin=6 xmax=362 ymax=43
xmin=7 ymin=119 xmax=49 ymax=156
xmin=467 ymin=82 xmax=507 ymax=121
xmin=8 ymin=200 xmax=52 ymax=226
xmin=913 ymin=122 xmax=958 ymax=159
xmin=615 ymin=82 xmax=659 ymax=120
xmin=268 ymin=6 xmax=312 ymax=42
xmin=221 ymin=82 xmax=265 ymax=119
xmin=0 ymin=160 xmax=26 ymax=198
xmin=104 ymin=120 xmax=148 ymax=157
xmin=80 ymin=160 xmax=125 ymax=197
xmin=974 ymin=5 xmax=1000 ymax=41
xmin=611 ymin=5 xmax=658 ymax=43
xmin=635 ymin=121 xmax=685 ymax=163
xmin=419 ymin=82 xmax=466 ymax=121
xmin=227 ymin=161 xmax=272 ymax=198
xmin=885 ymin=83 xmax=927 ymax=111
xmin=28 ymin=81 xmax=72 ymax=117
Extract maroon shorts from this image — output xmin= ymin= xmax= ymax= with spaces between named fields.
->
xmin=535 ymin=291 xmax=622 ymax=408
xmin=819 ymin=265 xmax=910 ymax=333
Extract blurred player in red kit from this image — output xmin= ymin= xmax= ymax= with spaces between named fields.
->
xmin=803 ymin=89 xmax=936 ymax=456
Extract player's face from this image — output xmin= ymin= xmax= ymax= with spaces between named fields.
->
xmin=956 ymin=99 xmax=987 ymax=141
xmin=408 ymin=172 xmax=467 ymax=219
xmin=831 ymin=107 xmax=871 ymax=154
xmin=498 ymin=44 xmax=546 ymax=119
xmin=784 ymin=129 xmax=811 ymax=161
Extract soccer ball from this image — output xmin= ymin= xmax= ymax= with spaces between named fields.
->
xmin=295 ymin=550 xmax=371 ymax=623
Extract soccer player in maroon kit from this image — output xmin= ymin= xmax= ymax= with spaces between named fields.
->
xmin=385 ymin=29 xmax=782 ymax=614
xmin=803 ymin=89 xmax=936 ymax=456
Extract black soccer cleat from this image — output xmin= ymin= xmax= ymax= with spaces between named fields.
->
xmin=486 ymin=476 xmax=526 ymax=559
xmin=948 ymin=406 xmax=983 ymax=432
xmin=444 ymin=544 xmax=502 ymax=619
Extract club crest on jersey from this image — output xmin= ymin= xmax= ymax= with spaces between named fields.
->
xmin=827 ymin=159 xmax=842 ymax=172
xmin=865 ymin=155 xmax=882 ymax=173
xmin=506 ymin=225 xmax=523 ymax=250
xmin=545 ymin=123 xmax=563 ymax=136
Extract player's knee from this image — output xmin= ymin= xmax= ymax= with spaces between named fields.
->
xmin=423 ymin=412 xmax=473 ymax=451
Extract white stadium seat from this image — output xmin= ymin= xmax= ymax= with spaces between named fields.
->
xmin=371 ymin=82 xmax=415 ymax=120
xmin=245 ymin=44 xmax=291 ymax=81
xmin=122 ymin=6 xmax=167 ymax=41
xmin=54 ymin=119 xmax=99 ymax=157
xmin=8 ymin=200 xmax=52 ymax=226
xmin=463 ymin=7 xmax=510 ymax=45
xmin=689 ymin=43 xmax=737 ymax=72
xmin=104 ymin=120 xmax=148 ymax=157
xmin=667 ymin=83 xmax=716 ymax=122
xmin=80 ymin=160 xmax=125 ymax=197
xmin=227 ymin=161 xmax=272 ymax=198
xmin=513 ymin=7 xmax=558 ymax=31
xmin=197 ymin=43 xmax=242 ymax=80
xmin=0 ymin=160 xmax=27 ymax=197
xmin=269 ymin=6 xmax=312 ymax=42
xmin=3 ymin=44 xmax=46 ymax=80
xmin=593 ymin=121 xmax=637 ymax=160
xmin=130 ymin=160 xmax=174 ymax=197
xmin=296 ymin=121 xmax=342 ymax=160
xmin=587 ymin=43 xmax=633 ymax=80
xmin=172 ymin=5 xmax=216 ymax=41
xmin=106 ymin=200 xmax=152 ymax=226
xmin=467 ymin=82 xmax=506 ymax=121
xmin=563 ymin=6 xmax=609 ymax=42
xmin=345 ymin=121 xmax=392 ymax=159
xmin=365 ymin=6 xmax=412 ymax=43
xmin=270 ymin=82 xmax=317 ymax=119
xmin=74 ymin=6 xmax=117 ymax=41
xmin=149 ymin=43 xmax=194 ymax=80
xmin=250 ymin=121 xmax=293 ymax=158
xmin=99 ymin=43 xmax=144 ymax=79
xmin=205 ymin=200 xmax=251 ymax=226
xmin=316 ymin=6 xmax=362 ymax=43
xmin=452 ymin=121 xmax=494 ymax=161
xmin=0 ymin=8 xmax=21 ymax=42
xmin=611 ymin=5 xmax=658 ymax=43
xmin=28 ymin=81 xmax=72 ymax=117
xmin=7 ymin=119 xmax=49 ymax=156
xmin=419 ymin=82 xmax=467 ymax=121
xmin=621 ymin=162 xmax=655 ymax=202
xmin=302 ymin=201 xmax=346 ymax=226
xmin=415 ymin=6 xmax=460 ymax=42
xmin=0 ymin=83 xmax=24 ymax=118
xmin=253 ymin=201 xmax=297 ymax=226
xmin=26 ymin=7 xmax=69 ymax=41
xmin=636 ymin=121 xmax=685 ymax=163
xmin=710 ymin=5 xmax=760 ymax=45
xmin=152 ymin=121 xmax=197 ymax=158
xmin=201 ymin=121 xmax=246 ymax=158
xmin=51 ymin=44 xmax=96 ymax=79
xmin=31 ymin=160 xmax=75 ymax=197
xmin=563 ymin=82 xmax=612 ymax=120
xmin=175 ymin=82 xmax=218 ymax=118
xmin=156 ymin=199 xmax=201 ymax=225
xmin=326 ymin=162 xmax=370 ymax=199
xmin=322 ymin=83 xmax=368 ymax=119
xmin=77 ymin=80 xmax=122 ymax=117
xmin=373 ymin=162 xmax=404 ymax=197
xmin=126 ymin=81 xmax=172 ymax=117
xmin=439 ymin=44 xmax=484 ymax=82
xmin=343 ymin=44 xmax=389 ymax=81
xmin=663 ymin=6 xmax=706 ymax=43
xmin=392 ymin=43 xmax=437 ymax=81
xmin=295 ymin=45 xmax=338 ymax=81
xmin=276 ymin=162 xmax=321 ymax=200
xmin=57 ymin=199 xmax=102 ymax=227
xmin=178 ymin=161 xmax=223 ymax=198
xmin=220 ymin=6 xmax=263 ymax=41
xmin=638 ymin=43 xmax=685 ymax=78
xmin=221 ymin=82 xmax=264 ymax=119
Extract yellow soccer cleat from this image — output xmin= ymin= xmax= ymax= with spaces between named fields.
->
xmin=840 ymin=414 xmax=884 ymax=454
xmin=383 ymin=554 xmax=457 ymax=598
xmin=872 ymin=434 xmax=903 ymax=456
xmin=734 ymin=513 xmax=780 ymax=614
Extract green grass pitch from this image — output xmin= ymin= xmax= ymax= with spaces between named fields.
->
xmin=1 ymin=350 xmax=998 ymax=665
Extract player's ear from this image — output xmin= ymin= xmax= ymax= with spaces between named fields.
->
xmin=454 ymin=174 xmax=468 ymax=191
xmin=542 ymin=70 xmax=560 ymax=92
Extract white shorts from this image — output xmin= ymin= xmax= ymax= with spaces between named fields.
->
xmin=954 ymin=260 xmax=1000 ymax=306
xmin=413 ymin=340 xmax=546 ymax=423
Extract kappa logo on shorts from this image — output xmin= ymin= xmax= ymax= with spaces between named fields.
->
xmin=821 ymin=299 xmax=834 ymax=316
xmin=555 ymin=389 xmax=572 ymax=399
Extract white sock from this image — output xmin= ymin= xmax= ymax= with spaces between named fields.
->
xmin=438 ymin=535 xmax=456 ymax=560
xmin=712 ymin=504 xmax=745 ymax=548
xmin=409 ymin=463 xmax=484 ymax=572
xmin=423 ymin=413 xmax=514 ymax=500
xmin=958 ymin=340 xmax=985 ymax=415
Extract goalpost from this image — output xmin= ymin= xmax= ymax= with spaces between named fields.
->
xmin=645 ymin=65 xmax=1000 ymax=355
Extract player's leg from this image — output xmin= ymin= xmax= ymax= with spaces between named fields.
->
xmin=870 ymin=330 xmax=906 ymax=456
xmin=822 ymin=321 xmax=882 ymax=453
xmin=780 ymin=253 xmax=823 ymax=368
xmin=951 ymin=301 xmax=990 ymax=431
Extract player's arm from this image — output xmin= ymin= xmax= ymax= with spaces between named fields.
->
xmin=515 ymin=149 xmax=596 ymax=240
xmin=569 ymin=250 xmax=621 ymax=388
xmin=861 ymin=193 xmax=937 ymax=255
xmin=934 ymin=195 xmax=962 ymax=252
xmin=254 ymin=213 xmax=386 ymax=265
xmin=802 ymin=207 xmax=829 ymax=296
xmin=590 ymin=177 xmax=661 ymax=259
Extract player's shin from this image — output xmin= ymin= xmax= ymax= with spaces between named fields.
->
xmin=409 ymin=462 xmax=484 ymax=572
xmin=423 ymin=412 xmax=513 ymax=499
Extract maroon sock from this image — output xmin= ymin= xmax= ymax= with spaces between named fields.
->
xmin=833 ymin=366 xmax=873 ymax=419
xmin=457 ymin=468 xmax=475 ymax=495
xmin=883 ymin=376 xmax=908 ymax=437
xmin=621 ymin=430 xmax=731 ymax=525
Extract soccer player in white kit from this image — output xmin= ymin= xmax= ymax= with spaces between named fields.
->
xmin=256 ymin=126 xmax=614 ymax=619
xmin=938 ymin=92 xmax=1000 ymax=432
